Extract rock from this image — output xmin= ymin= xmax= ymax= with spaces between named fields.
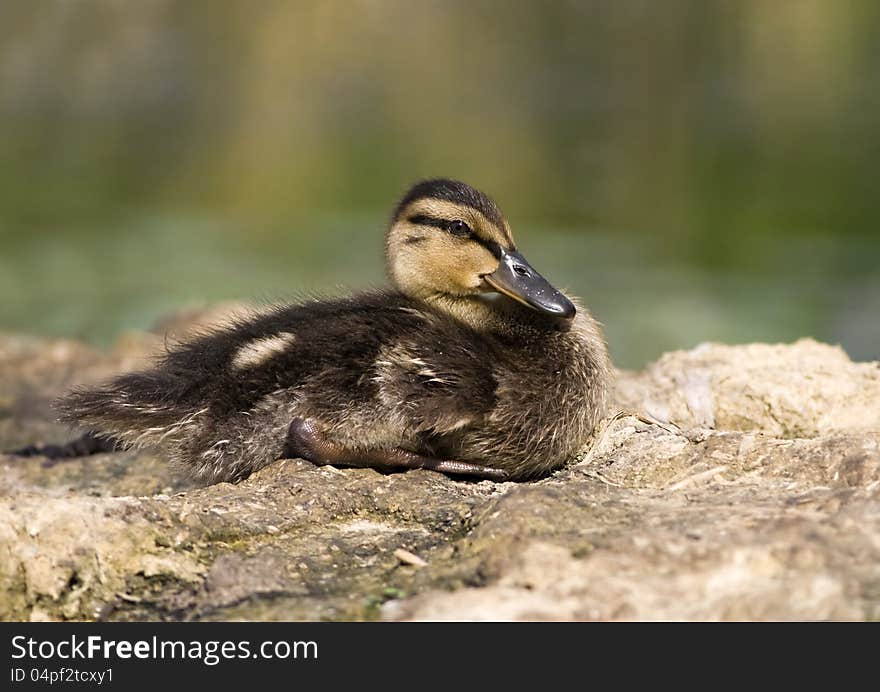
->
xmin=1 ymin=318 xmax=878 ymax=621
xmin=615 ymin=339 xmax=880 ymax=437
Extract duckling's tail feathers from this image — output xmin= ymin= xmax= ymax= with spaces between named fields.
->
xmin=56 ymin=370 xmax=202 ymax=449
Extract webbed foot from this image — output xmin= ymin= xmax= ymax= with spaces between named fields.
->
xmin=283 ymin=418 xmax=507 ymax=481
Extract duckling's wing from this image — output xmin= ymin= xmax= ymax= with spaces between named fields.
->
xmin=374 ymin=336 xmax=497 ymax=436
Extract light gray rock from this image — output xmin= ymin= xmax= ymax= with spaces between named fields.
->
xmin=1 ymin=319 xmax=878 ymax=621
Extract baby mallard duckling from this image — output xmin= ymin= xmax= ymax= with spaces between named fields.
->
xmin=54 ymin=179 xmax=611 ymax=483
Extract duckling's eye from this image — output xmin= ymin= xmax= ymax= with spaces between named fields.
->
xmin=447 ymin=220 xmax=471 ymax=237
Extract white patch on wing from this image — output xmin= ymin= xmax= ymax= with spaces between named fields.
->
xmin=231 ymin=332 xmax=297 ymax=370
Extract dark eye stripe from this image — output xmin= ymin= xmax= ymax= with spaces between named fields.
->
xmin=407 ymin=214 xmax=503 ymax=258
xmin=483 ymin=240 xmax=503 ymax=259
xmin=408 ymin=214 xmax=452 ymax=231
xmin=408 ymin=214 xmax=472 ymax=237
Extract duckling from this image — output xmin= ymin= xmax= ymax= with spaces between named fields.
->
xmin=50 ymin=179 xmax=611 ymax=483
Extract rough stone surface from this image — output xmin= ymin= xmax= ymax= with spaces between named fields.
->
xmin=1 ymin=313 xmax=878 ymax=621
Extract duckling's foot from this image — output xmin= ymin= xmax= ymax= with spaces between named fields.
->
xmin=284 ymin=418 xmax=507 ymax=481
xmin=6 ymin=431 xmax=121 ymax=466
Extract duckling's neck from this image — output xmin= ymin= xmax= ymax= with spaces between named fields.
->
xmin=423 ymin=293 xmax=571 ymax=335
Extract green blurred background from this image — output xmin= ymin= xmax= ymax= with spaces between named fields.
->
xmin=1 ymin=0 xmax=877 ymax=368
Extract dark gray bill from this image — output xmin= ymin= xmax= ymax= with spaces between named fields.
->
xmin=484 ymin=249 xmax=576 ymax=319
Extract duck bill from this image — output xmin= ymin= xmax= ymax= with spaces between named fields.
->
xmin=484 ymin=249 xmax=576 ymax=319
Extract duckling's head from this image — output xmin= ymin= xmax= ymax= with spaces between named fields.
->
xmin=386 ymin=179 xmax=575 ymax=321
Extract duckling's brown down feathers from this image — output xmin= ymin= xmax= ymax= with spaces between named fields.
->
xmin=55 ymin=178 xmax=611 ymax=483
xmin=58 ymin=290 xmax=610 ymax=483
